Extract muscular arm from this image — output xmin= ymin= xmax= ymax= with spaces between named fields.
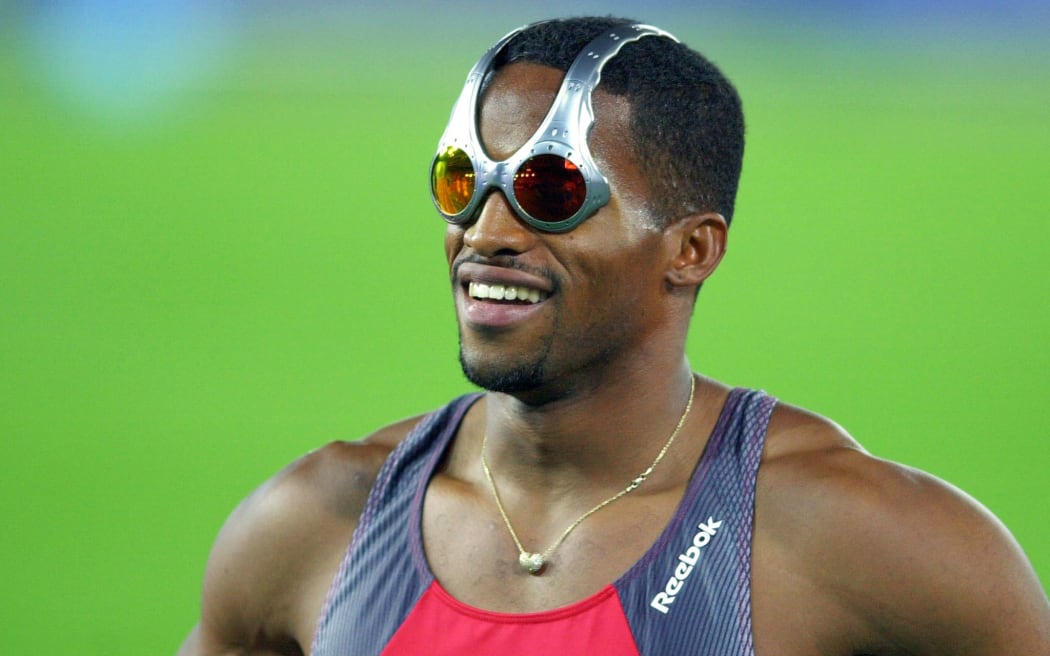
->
xmin=178 ymin=418 xmax=421 ymax=655
xmin=754 ymin=405 xmax=1050 ymax=655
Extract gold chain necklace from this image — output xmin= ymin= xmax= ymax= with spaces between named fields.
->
xmin=480 ymin=375 xmax=696 ymax=575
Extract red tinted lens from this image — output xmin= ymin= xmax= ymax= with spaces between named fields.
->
xmin=431 ymin=146 xmax=476 ymax=216
xmin=513 ymin=155 xmax=586 ymax=224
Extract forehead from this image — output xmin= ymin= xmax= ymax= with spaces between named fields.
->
xmin=476 ymin=61 xmax=635 ymax=165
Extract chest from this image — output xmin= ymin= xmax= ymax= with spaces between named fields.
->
xmin=312 ymin=390 xmax=775 ymax=655
xmin=420 ymin=477 xmax=686 ymax=612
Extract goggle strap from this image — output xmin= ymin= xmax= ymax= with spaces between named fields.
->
xmin=544 ymin=25 xmax=676 ymax=146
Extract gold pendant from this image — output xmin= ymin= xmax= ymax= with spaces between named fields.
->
xmin=519 ymin=552 xmax=545 ymax=574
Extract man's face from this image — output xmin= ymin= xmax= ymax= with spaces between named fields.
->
xmin=444 ymin=62 xmax=674 ymax=401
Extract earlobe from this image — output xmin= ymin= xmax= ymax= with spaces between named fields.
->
xmin=665 ymin=213 xmax=728 ymax=288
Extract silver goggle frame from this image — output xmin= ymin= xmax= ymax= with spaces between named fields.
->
xmin=431 ymin=23 xmax=676 ymax=233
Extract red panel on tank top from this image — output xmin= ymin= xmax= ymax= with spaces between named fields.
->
xmin=381 ymin=581 xmax=641 ymax=655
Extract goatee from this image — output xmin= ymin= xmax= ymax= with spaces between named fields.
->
xmin=458 ymin=346 xmax=548 ymax=394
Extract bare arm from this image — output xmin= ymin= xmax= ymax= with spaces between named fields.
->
xmin=755 ymin=405 xmax=1050 ymax=655
xmin=838 ymin=461 xmax=1050 ymax=654
xmin=178 ymin=417 xmax=421 ymax=655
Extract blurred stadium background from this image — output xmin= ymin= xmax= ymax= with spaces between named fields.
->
xmin=1 ymin=1 xmax=1047 ymax=652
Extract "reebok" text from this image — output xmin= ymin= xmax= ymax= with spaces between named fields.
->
xmin=649 ymin=517 xmax=723 ymax=614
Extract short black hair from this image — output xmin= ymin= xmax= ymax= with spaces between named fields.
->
xmin=496 ymin=16 xmax=745 ymax=226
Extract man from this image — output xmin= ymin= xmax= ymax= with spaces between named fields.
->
xmin=179 ymin=16 xmax=1050 ymax=655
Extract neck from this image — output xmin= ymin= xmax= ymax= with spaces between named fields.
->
xmin=479 ymin=359 xmax=700 ymax=493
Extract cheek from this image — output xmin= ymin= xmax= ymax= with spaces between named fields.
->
xmin=589 ymin=244 xmax=670 ymax=316
xmin=571 ymin=249 xmax=656 ymax=311
xmin=444 ymin=227 xmax=465 ymax=266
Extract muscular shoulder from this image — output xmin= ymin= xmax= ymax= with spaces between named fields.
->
xmin=183 ymin=415 xmax=425 ymax=655
xmin=754 ymin=402 xmax=1050 ymax=654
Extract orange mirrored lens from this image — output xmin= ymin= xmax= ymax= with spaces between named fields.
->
xmin=432 ymin=146 xmax=476 ymax=216
xmin=513 ymin=155 xmax=586 ymax=224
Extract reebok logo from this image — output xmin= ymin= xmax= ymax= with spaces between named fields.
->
xmin=649 ymin=517 xmax=723 ymax=614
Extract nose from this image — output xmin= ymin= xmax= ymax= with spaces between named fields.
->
xmin=462 ymin=190 xmax=538 ymax=256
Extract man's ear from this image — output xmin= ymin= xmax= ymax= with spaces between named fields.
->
xmin=664 ymin=212 xmax=728 ymax=288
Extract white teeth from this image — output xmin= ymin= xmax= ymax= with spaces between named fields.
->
xmin=468 ymin=282 xmax=547 ymax=303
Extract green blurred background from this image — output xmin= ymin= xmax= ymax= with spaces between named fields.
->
xmin=1 ymin=1 xmax=1047 ymax=652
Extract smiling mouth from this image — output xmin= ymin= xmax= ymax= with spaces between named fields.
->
xmin=468 ymin=282 xmax=549 ymax=304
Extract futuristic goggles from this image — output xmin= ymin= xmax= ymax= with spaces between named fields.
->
xmin=430 ymin=23 xmax=676 ymax=233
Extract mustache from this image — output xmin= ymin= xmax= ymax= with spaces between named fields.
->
xmin=451 ymin=253 xmax=561 ymax=293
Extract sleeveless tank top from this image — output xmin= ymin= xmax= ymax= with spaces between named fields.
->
xmin=312 ymin=387 xmax=776 ymax=655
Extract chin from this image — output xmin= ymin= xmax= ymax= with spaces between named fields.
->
xmin=458 ymin=348 xmax=548 ymax=394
